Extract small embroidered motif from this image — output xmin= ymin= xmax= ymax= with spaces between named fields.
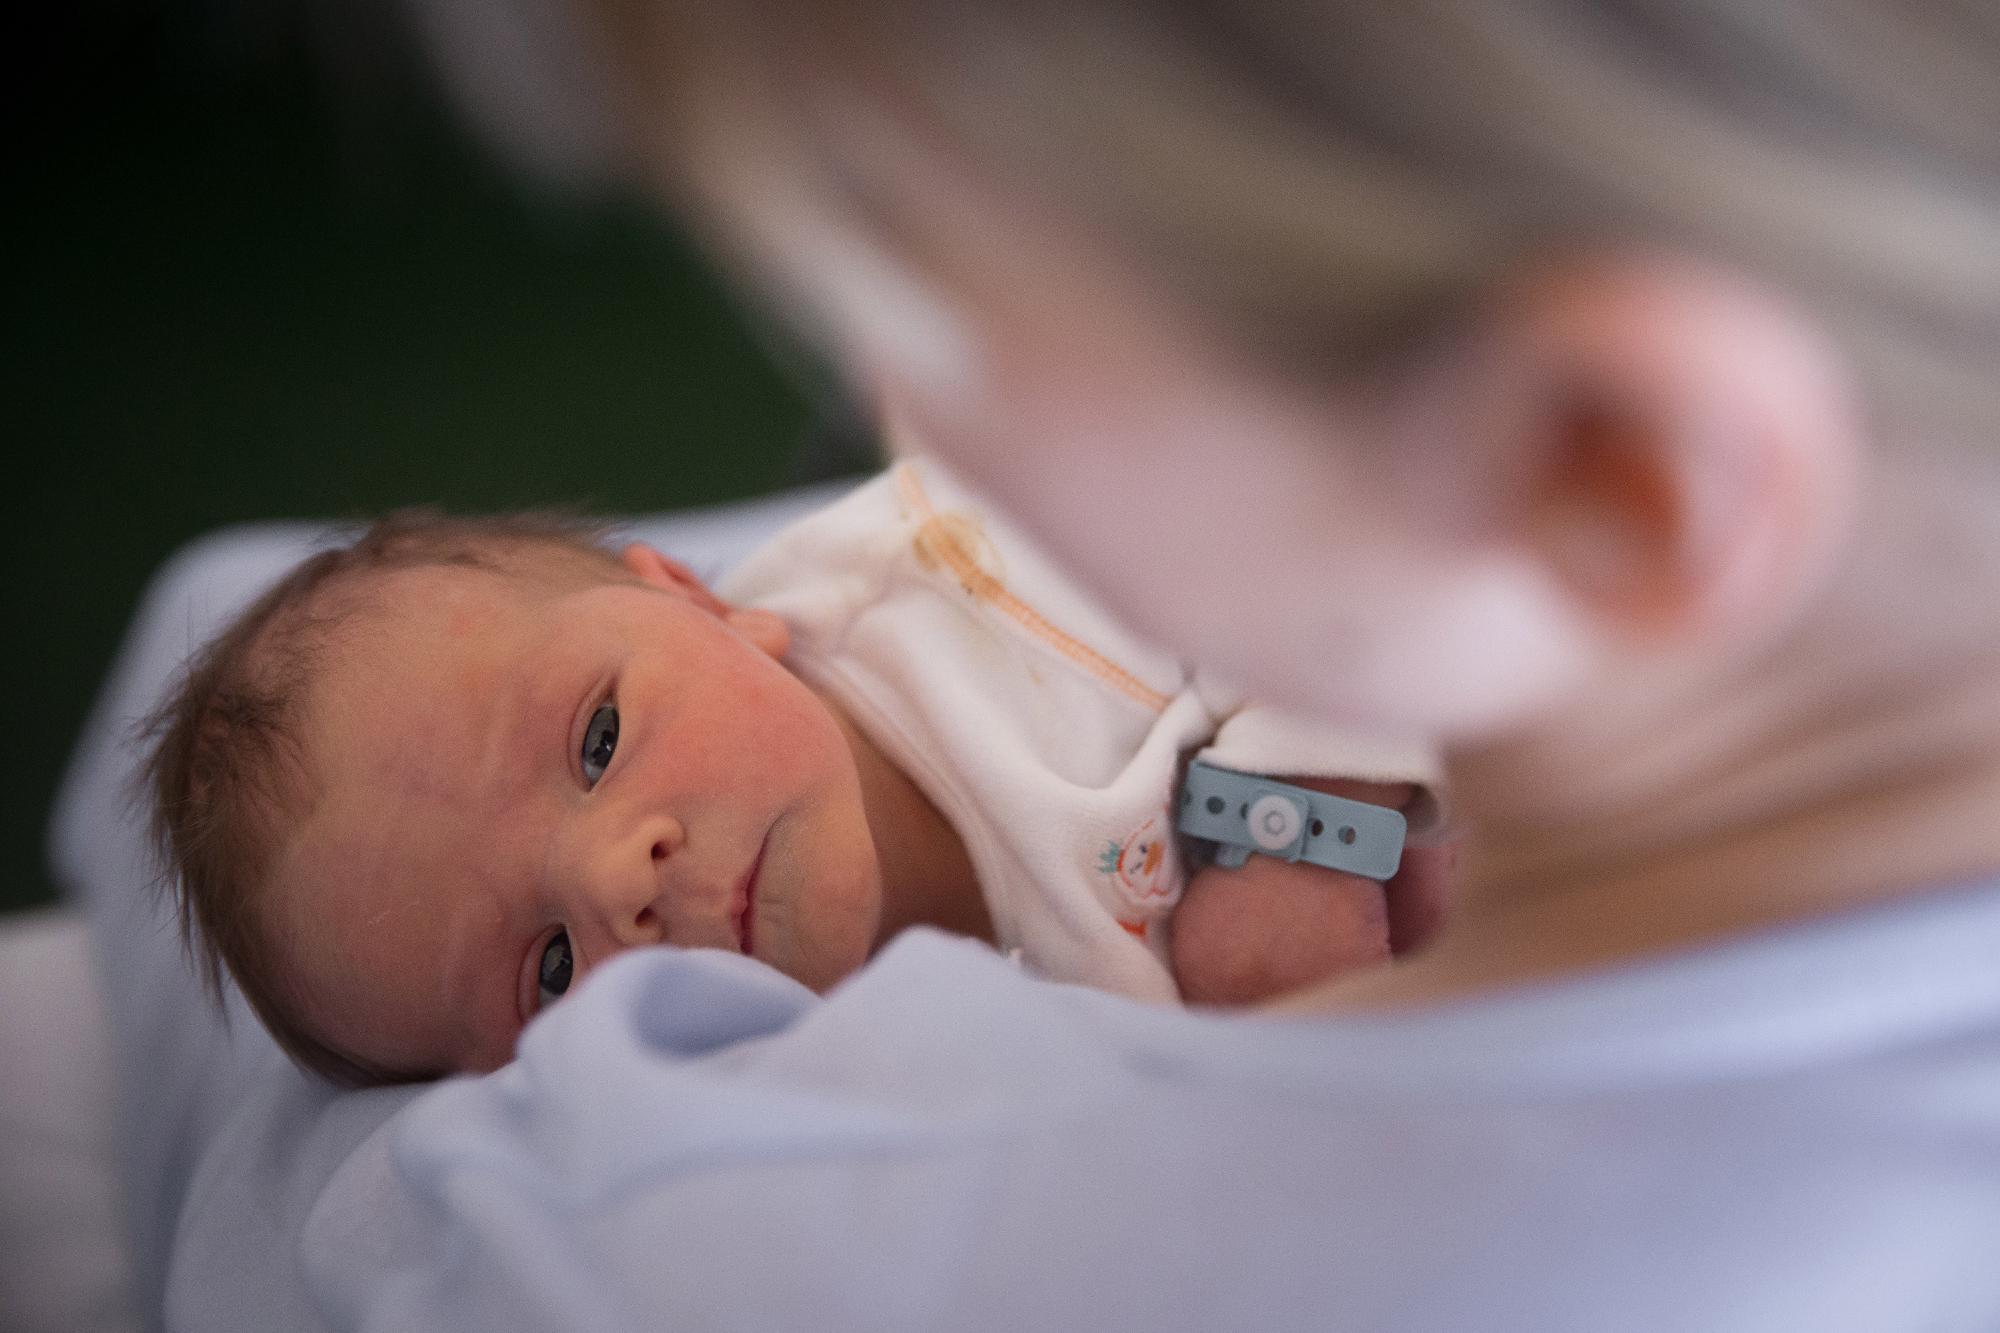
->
xmin=1097 ymin=816 xmax=1176 ymax=904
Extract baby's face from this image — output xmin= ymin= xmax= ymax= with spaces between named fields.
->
xmin=271 ymin=551 xmax=882 ymax=1075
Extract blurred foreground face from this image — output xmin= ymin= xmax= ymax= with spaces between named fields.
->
xmin=617 ymin=11 xmax=1864 ymax=746
xmin=855 ymin=221 xmax=1854 ymax=753
xmin=863 ymin=219 xmax=1596 ymax=742
xmin=884 ymin=254 xmax=1568 ymax=732
xmin=547 ymin=2 xmax=1974 ymax=754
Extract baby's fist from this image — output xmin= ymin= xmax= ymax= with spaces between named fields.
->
xmin=1171 ymin=857 xmax=1393 ymax=1007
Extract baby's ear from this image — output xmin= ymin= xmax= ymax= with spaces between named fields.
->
xmin=620 ymin=543 xmax=723 ymax=606
xmin=621 ymin=542 xmax=791 ymax=657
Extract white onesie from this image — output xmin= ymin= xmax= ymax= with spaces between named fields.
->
xmin=721 ymin=459 xmax=1441 ymax=1002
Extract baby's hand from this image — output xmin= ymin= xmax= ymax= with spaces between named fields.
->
xmin=1170 ymin=779 xmax=1455 ymax=1007
xmin=1172 ymin=857 xmax=1392 ymax=1006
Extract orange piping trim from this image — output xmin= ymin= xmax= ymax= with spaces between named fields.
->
xmin=897 ymin=465 xmax=1170 ymax=713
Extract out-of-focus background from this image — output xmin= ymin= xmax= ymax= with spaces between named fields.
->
xmin=11 ymin=0 xmax=870 ymax=919
xmin=10 ymin=6 xmax=868 ymax=1326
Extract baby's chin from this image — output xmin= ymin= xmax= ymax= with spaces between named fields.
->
xmin=785 ymin=935 xmax=876 ymax=994
xmin=762 ymin=868 xmax=885 ymax=995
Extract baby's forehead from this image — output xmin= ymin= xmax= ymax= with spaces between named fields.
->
xmin=293 ymin=564 xmax=569 ymax=798
xmin=284 ymin=541 xmax=634 ymax=724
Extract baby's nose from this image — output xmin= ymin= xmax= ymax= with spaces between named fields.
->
xmin=564 ymin=814 xmax=684 ymax=947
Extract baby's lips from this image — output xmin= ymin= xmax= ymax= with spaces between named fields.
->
xmin=733 ymin=835 xmax=769 ymax=956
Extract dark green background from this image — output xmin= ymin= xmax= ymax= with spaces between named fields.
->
xmin=10 ymin=3 xmax=869 ymax=914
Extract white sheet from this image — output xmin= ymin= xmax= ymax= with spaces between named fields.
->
xmin=46 ymin=483 xmax=854 ymax=1328
xmin=302 ymin=893 xmax=2000 ymax=1333
xmin=0 ymin=908 xmax=136 ymax=1333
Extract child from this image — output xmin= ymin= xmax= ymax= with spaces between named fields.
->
xmin=145 ymin=456 xmax=1442 ymax=1085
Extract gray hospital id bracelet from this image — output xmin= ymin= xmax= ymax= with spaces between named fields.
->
xmin=1177 ymin=760 xmax=1406 ymax=879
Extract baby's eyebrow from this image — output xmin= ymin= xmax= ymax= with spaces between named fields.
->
xmin=507 ymin=628 xmax=587 ymax=790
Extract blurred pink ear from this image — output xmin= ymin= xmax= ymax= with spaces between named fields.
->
xmin=1476 ymin=253 xmax=1859 ymax=648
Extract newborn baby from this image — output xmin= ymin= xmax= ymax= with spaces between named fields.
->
xmin=144 ymin=458 xmax=1446 ymax=1084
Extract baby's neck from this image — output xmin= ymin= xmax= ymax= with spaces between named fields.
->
xmin=817 ymin=688 xmax=994 ymax=949
xmin=1295 ymin=449 xmax=2000 ymax=1010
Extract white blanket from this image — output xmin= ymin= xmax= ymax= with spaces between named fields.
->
xmin=282 ymin=896 xmax=2000 ymax=1331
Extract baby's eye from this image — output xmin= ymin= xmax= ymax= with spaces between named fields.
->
xmin=537 ymin=931 xmax=573 ymax=1011
xmin=580 ymin=703 xmax=619 ymax=787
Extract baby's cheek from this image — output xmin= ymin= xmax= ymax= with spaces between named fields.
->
xmin=1170 ymin=861 xmax=1391 ymax=1007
